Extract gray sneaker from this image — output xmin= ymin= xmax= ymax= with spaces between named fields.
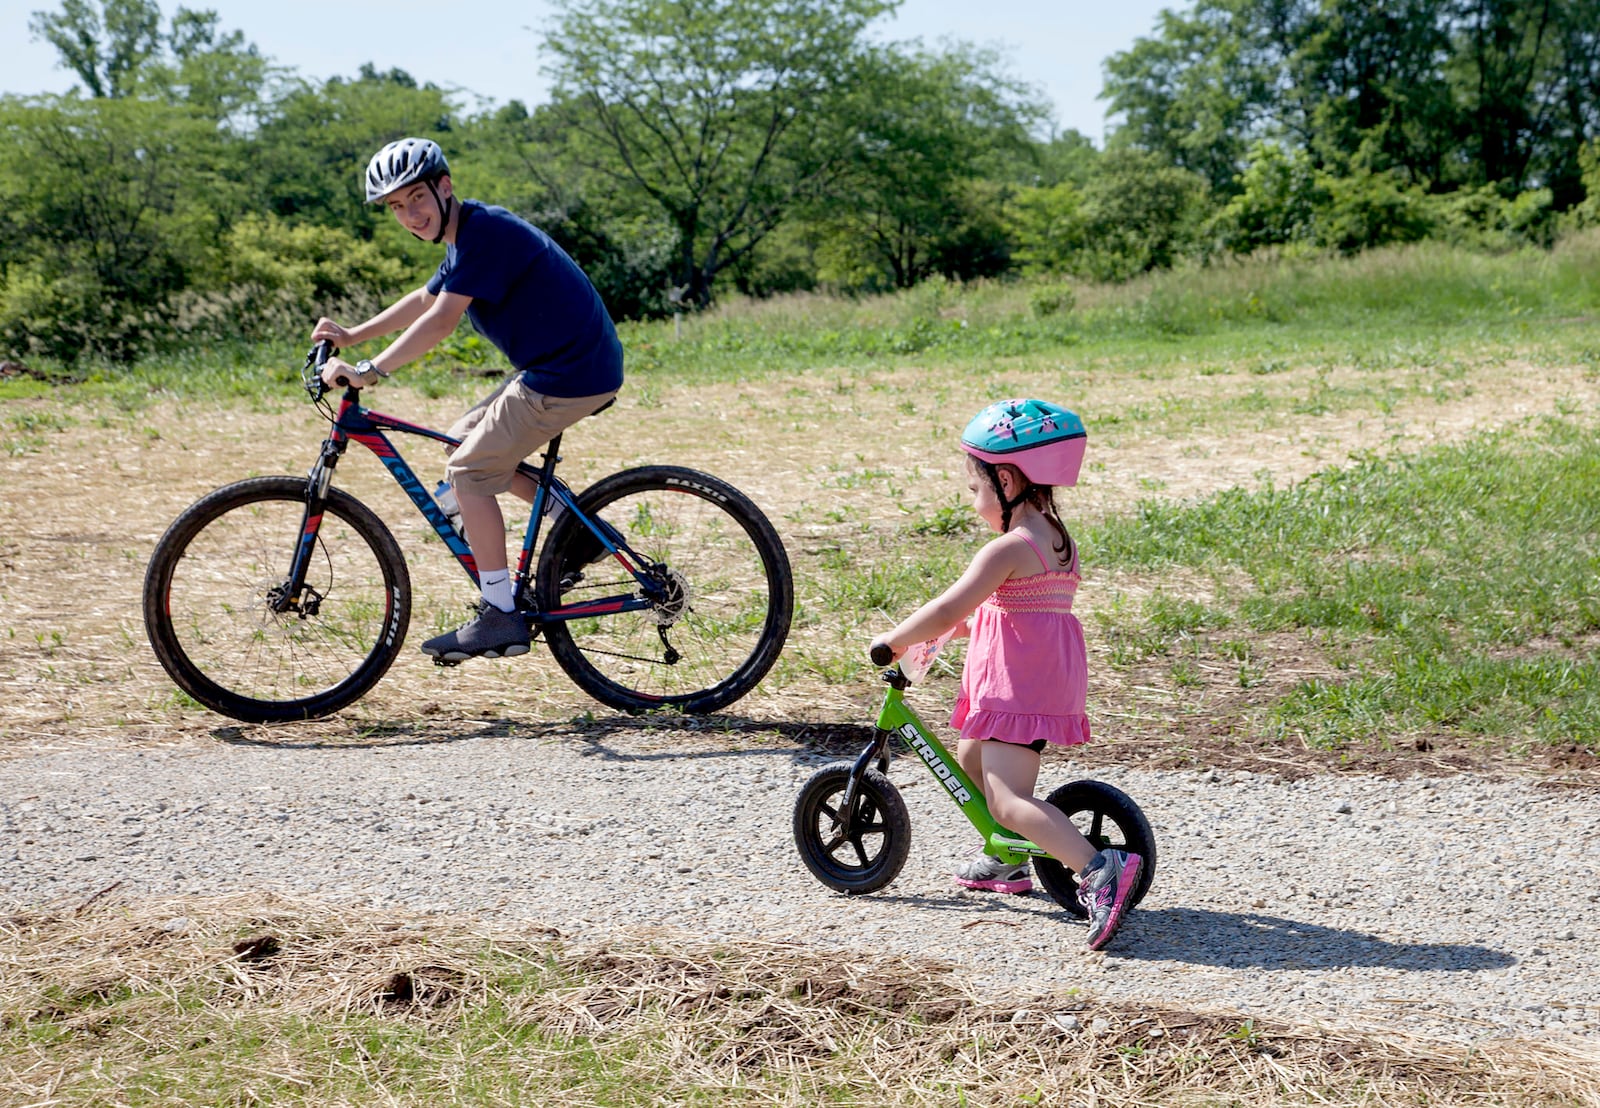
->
xmin=1075 ymin=849 xmax=1142 ymax=950
xmin=421 ymin=601 xmax=531 ymax=662
xmin=953 ymin=854 xmax=1033 ymax=894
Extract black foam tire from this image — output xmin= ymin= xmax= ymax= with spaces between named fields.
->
xmin=792 ymin=764 xmax=912 ymax=895
xmin=1034 ymin=779 xmax=1158 ymax=917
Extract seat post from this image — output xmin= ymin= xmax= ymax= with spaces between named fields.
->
xmin=536 ymin=433 xmax=563 ymax=477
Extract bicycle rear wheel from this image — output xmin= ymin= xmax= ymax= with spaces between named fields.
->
xmin=534 ymin=465 xmax=792 ymax=713
xmin=143 ymin=477 xmax=411 ymax=723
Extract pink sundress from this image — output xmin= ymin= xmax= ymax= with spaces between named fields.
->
xmin=950 ymin=530 xmax=1091 ymax=747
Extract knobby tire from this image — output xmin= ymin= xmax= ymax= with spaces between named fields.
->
xmin=534 ymin=465 xmax=793 ymax=714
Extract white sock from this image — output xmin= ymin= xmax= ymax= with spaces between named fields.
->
xmin=480 ymin=570 xmax=515 ymax=613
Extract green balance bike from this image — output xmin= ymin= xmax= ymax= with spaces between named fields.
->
xmin=793 ymin=633 xmax=1157 ymax=915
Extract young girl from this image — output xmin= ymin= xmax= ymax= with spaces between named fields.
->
xmin=869 ymin=399 xmax=1141 ymax=951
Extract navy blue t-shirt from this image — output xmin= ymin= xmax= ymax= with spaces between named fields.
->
xmin=425 ymin=200 xmax=623 ymax=397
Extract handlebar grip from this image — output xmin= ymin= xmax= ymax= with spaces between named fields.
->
xmin=312 ymin=339 xmax=335 ymax=366
xmin=870 ymin=643 xmax=894 ymax=667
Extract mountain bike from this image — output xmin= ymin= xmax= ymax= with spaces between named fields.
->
xmin=143 ymin=342 xmax=794 ymax=724
xmin=792 ymin=633 xmax=1156 ymax=915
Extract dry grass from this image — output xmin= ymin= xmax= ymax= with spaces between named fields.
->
xmin=4 ymin=893 xmax=1598 ymax=1106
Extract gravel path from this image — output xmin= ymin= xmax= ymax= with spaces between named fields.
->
xmin=3 ymin=728 xmax=1597 ymax=1046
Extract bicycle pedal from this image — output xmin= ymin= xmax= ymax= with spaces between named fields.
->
xmin=431 ymin=655 xmax=463 ymax=668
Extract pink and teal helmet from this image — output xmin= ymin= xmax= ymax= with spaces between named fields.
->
xmin=961 ymin=399 xmax=1087 ymax=488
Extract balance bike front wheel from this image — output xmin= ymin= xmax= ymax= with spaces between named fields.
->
xmin=792 ymin=763 xmax=911 ymax=894
xmin=1034 ymin=779 xmax=1157 ymax=916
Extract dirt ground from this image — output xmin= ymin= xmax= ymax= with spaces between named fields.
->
xmin=1 ymin=349 xmax=1597 ymax=783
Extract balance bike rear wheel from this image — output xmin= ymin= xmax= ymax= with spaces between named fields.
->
xmin=1034 ymin=780 xmax=1157 ymax=917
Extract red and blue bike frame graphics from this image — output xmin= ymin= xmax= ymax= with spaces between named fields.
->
xmin=280 ymin=393 xmax=656 ymax=625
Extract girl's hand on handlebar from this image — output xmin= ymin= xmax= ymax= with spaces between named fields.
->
xmin=321 ymin=355 xmax=368 ymax=389
xmin=312 ymin=317 xmax=355 ymax=346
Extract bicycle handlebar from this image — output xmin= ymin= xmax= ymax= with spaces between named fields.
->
xmin=870 ymin=642 xmax=894 ymax=667
xmin=303 ymin=340 xmax=340 ymax=400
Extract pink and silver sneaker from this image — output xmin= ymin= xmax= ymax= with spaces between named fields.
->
xmin=1075 ymin=849 xmax=1142 ymax=950
xmin=953 ymin=854 xmax=1033 ymax=894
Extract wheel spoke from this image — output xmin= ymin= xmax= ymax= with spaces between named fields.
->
xmin=537 ymin=468 xmax=791 ymax=713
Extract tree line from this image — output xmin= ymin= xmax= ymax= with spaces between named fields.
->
xmin=3 ymin=0 xmax=1598 ymax=366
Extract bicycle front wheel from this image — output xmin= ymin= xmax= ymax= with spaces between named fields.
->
xmin=534 ymin=465 xmax=793 ymax=713
xmin=143 ymin=477 xmax=411 ymax=723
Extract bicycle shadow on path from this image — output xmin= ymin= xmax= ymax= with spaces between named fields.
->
xmin=211 ymin=714 xmax=871 ymax=760
xmin=1115 ymin=906 xmax=1515 ymax=972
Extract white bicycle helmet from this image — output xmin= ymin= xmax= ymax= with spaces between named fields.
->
xmin=364 ymin=137 xmax=450 ymax=202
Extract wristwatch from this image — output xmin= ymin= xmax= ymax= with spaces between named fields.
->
xmin=355 ymin=359 xmax=390 ymax=382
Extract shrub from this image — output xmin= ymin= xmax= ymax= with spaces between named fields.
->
xmin=0 ymin=259 xmax=173 ymax=366
xmin=204 ymin=214 xmax=409 ymax=336
xmin=1311 ymin=170 xmax=1435 ymax=254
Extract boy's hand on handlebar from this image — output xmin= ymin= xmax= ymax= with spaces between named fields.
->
xmin=311 ymin=317 xmax=355 ymax=346
xmin=321 ymin=355 xmax=368 ymax=389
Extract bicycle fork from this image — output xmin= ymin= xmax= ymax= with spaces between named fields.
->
xmin=262 ymin=439 xmax=348 ymax=617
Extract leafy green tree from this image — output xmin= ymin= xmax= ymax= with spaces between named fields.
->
xmin=1007 ymin=182 xmax=1088 ymax=275
xmin=1006 ymin=149 xmax=1209 ymax=282
xmin=1015 ymin=129 xmax=1101 ymax=189
xmin=214 ymin=214 xmax=409 ymax=315
xmin=1208 ymin=140 xmax=1321 ymax=252
xmin=145 ymin=7 xmax=274 ymax=123
xmin=1443 ymin=0 xmax=1566 ymax=191
xmin=29 ymin=0 xmax=161 ymax=99
xmin=542 ymin=0 xmax=897 ymax=306
xmin=1311 ymin=168 xmax=1435 ymax=253
xmin=1102 ymin=0 xmax=1277 ymax=194
xmin=1292 ymin=0 xmax=1456 ymax=184
xmin=456 ymin=99 xmax=679 ymax=318
xmin=250 ymin=67 xmax=458 ymax=240
xmin=1074 ymin=149 xmax=1211 ymax=281
xmin=805 ymin=43 xmax=1042 ymax=289
xmin=1104 ymin=0 xmax=1600 ymax=200
xmin=1426 ymin=182 xmax=1555 ymax=247
xmin=0 ymin=93 xmax=220 ymax=361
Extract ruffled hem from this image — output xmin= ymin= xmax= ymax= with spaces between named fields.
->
xmin=951 ymin=699 xmax=1091 ymax=747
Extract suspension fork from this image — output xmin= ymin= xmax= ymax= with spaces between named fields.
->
xmin=268 ymin=435 xmax=347 ymax=615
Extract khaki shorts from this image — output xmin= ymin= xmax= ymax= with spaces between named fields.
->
xmin=445 ymin=374 xmax=619 ymax=497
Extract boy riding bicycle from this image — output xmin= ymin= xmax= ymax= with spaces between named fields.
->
xmin=312 ymin=137 xmax=623 ymax=662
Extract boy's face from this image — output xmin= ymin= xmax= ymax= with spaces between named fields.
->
xmin=383 ymin=175 xmax=452 ymax=239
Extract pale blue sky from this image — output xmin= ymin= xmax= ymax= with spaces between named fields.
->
xmin=1 ymin=0 xmax=1174 ymax=142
